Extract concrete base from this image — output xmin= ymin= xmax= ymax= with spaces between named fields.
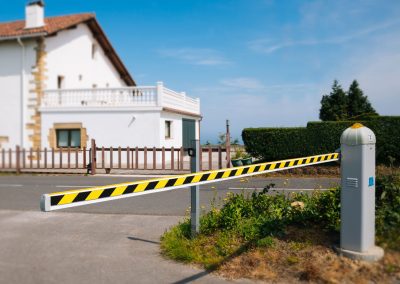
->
xmin=334 ymin=245 xmax=384 ymax=262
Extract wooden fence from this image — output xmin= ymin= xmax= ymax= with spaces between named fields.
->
xmin=0 ymin=144 xmax=228 ymax=174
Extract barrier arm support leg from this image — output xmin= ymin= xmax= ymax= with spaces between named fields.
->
xmin=190 ymin=140 xmax=200 ymax=236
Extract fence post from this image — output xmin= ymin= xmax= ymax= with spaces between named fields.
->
xmin=190 ymin=139 xmax=200 ymax=236
xmin=144 ymin=147 xmax=148 ymax=170
xmin=153 ymin=147 xmax=156 ymax=170
xmin=226 ymin=119 xmax=231 ymax=168
xmin=16 ymin=146 xmax=21 ymax=174
xmin=127 ymin=146 xmax=130 ymax=169
xmin=162 ymin=147 xmax=165 ymax=170
xmin=336 ymin=123 xmax=384 ymax=261
xmin=118 ymin=146 xmax=122 ymax=169
xmin=171 ymin=147 xmax=174 ymax=170
xmin=218 ymin=146 xmax=222 ymax=169
xmin=90 ymin=139 xmax=96 ymax=175
xmin=180 ymin=146 xmax=184 ymax=170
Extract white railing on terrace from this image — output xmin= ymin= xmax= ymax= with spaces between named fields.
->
xmin=41 ymin=82 xmax=200 ymax=114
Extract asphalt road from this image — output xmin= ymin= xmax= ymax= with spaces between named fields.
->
xmin=0 ymin=175 xmax=340 ymax=215
xmin=0 ymin=174 xmax=340 ymax=283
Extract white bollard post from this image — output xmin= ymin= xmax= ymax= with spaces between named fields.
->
xmin=336 ymin=123 xmax=384 ymax=261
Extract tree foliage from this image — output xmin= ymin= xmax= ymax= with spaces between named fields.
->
xmin=319 ymin=79 xmax=378 ymax=121
xmin=347 ymin=80 xmax=377 ymax=118
xmin=319 ymin=80 xmax=348 ymax=121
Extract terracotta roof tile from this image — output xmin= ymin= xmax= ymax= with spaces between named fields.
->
xmin=0 ymin=13 xmax=135 ymax=86
xmin=0 ymin=13 xmax=94 ymax=38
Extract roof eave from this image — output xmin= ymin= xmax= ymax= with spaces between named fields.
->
xmin=0 ymin=32 xmax=47 ymax=42
xmin=85 ymin=18 xmax=136 ymax=86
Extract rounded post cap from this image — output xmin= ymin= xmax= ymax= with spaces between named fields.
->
xmin=341 ymin=123 xmax=376 ymax=146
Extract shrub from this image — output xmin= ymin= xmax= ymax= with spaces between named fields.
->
xmin=375 ymin=173 xmax=400 ymax=250
xmin=241 ymin=127 xmax=310 ymax=162
xmin=161 ymin=172 xmax=400 ymax=268
xmin=242 ymin=116 xmax=400 ymax=165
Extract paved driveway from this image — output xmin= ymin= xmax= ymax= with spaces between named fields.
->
xmin=0 ymin=175 xmax=339 ymax=283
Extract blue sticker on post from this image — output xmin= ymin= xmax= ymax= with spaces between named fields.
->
xmin=369 ymin=177 xmax=374 ymax=187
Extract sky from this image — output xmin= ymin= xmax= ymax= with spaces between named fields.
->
xmin=2 ymin=0 xmax=400 ymax=143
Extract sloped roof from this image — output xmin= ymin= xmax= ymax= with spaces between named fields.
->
xmin=0 ymin=13 xmax=136 ymax=86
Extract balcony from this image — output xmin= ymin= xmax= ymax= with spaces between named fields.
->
xmin=40 ymin=82 xmax=201 ymax=115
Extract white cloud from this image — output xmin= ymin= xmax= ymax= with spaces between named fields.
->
xmin=220 ymin=77 xmax=265 ymax=90
xmin=199 ymin=92 xmax=319 ymax=143
xmin=249 ymin=19 xmax=400 ymax=54
xmin=157 ymin=48 xmax=231 ymax=66
xmin=193 ymin=82 xmax=322 ymax=142
xmin=350 ymin=54 xmax=400 ymax=115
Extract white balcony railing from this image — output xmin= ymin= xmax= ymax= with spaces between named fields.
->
xmin=41 ymin=82 xmax=201 ymax=115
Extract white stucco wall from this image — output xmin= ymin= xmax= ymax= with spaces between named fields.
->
xmin=0 ymin=22 xmax=201 ymax=152
xmin=0 ymin=39 xmax=36 ymax=148
xmin=41 ymin=108 xmax=162 ymax=148
xmin=160 ymin=111 xmax=200 ymax=147
xmin=160 ymin=112 xmax=183 ymax=148
xmin=45 ymin=23 xmax=126 ymax=89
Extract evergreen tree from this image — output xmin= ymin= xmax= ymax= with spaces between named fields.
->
xmin=347 ymin=80 xmax=378 ymax=118
xmin=319 ymin=80 xmax=348 ymax=121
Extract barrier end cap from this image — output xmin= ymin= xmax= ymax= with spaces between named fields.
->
xmin=351 ymin=123 xmax=364 ymax=129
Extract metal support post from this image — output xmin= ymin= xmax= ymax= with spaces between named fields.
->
xmin=226 ymin=119 xmax=231 ymax=168
xmin=190 ymin=139 xmax=200 ymax=236
xmin=336 ymin=123 xmax=384 ymax=261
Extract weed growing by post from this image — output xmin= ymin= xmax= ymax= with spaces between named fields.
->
xmin=161 ymin=175 xmax=400 ymax=282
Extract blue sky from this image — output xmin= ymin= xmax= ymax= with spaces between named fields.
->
xmin=2 ymin=0 xmax=400 ymax=143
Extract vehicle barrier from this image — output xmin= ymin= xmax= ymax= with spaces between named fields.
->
xmin=40 ymin=123 xmax=385 ymax=262
xmin=40 ymin=152 xmax=339 ymax=212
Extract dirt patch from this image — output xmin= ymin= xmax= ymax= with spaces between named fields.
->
xmin=216 ymin=227 xmax=400 ymax=283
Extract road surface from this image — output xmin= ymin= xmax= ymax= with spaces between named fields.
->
xmin=0 ymin=174 xmax=339 ymax=283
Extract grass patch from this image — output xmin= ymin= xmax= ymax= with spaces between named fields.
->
xmin=161 ymin=172 xmax=400 ymax=282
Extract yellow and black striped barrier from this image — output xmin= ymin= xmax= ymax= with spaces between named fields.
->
xmin=40 ymin=152 xmax=339 ymax=211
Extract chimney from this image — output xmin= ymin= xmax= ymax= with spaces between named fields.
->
xmin=25 ymin=1 xmax=45 ymax=29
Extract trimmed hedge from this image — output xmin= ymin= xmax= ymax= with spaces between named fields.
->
xmin=242 ymin=116 xmax=400 ymax=165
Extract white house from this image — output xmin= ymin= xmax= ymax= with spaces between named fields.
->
xmin=0 ymin=1 xmax=201 ymax=153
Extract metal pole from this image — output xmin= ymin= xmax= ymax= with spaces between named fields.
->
xmin=190 ymin=139 xmax=200 ymax=236
xmin=226 ymin=119 xmax=231 ymax=168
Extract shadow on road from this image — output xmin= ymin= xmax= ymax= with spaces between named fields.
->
xmin=171 ymin=270 xmax=211 ymax=284
xmin=127 ymin=236 xmax=160 ymax=245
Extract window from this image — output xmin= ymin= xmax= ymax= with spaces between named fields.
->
xmin=57 ymin=76 xmax=65 ymax=89
xmin=49 ymin=123 xmax=87 ymax=150
xmin=56 ymin=129 xmax=81 ymax=148
xmin=165 ymin=120 xmax=172 ymax=139
xmin=0 ymin=136 xmax=9 ymax=148
xmin=92 ymin=43 xmax=97 ymax=59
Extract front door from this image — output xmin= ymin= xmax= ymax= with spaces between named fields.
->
xmin=182 ymin=119 xmax=196 ymax=149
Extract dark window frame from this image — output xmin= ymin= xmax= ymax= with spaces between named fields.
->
xmin=92 ymin=43 xmax=97 ymax=60
xmin=165 ymin=120 xmax=172 ymax=139
xmin=57 ymin=75 xmax=65 ymax=89
xmin=56 ymin=129 xmax=81 ymax=148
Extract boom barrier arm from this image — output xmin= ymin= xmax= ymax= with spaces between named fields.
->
xmin=40 ymin=153 xmax=339 ymax=212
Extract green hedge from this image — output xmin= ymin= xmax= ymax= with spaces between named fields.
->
xmin=242 ymin=116 xmax=400 ymax=165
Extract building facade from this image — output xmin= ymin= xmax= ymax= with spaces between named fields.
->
xmin=0 ymin=1 xmax=201 ymax=151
